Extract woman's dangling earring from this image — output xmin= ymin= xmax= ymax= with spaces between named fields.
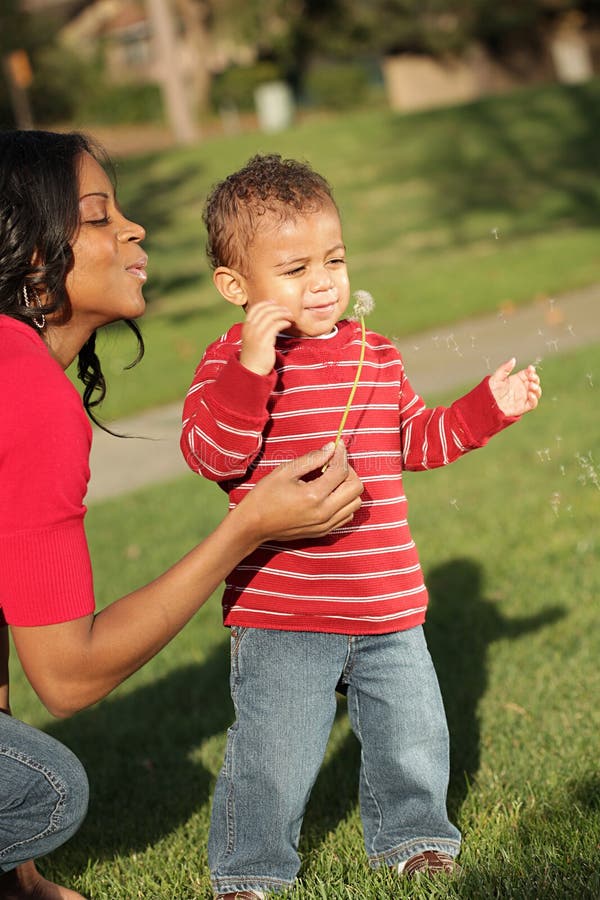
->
xmin=23 ymin=283 xmax=46 ymax=330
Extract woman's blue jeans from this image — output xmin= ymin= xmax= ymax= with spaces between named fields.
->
xmin=209 ymin=626 xmax=461 ymax=895
xmin=0 ymin=713 xmax=89 ymax=872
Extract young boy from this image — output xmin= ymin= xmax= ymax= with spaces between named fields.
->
xmin=180 ymin=154 xmax=541 ymax=899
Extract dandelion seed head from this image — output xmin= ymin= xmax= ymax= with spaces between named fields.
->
xmin=351 ymin=290 xmax=375 ymax=320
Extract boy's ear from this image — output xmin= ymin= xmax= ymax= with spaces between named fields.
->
xmin=213 ymin=267 xmax=248 ymax=307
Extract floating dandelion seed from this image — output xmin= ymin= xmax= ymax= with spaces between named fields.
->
xmin=483 ymin=356 xmax=491 ymax=371
xmin=586 ymin=373 xmax=594 ymax=388
xmin=575 ymin=451 xmax=600 ymax=490
xmin=567 ymin=324 xmax=575 ymax=337
xmin=546 ymin=339 xmax=559 ymax=352
xmin=326 ymin=291 xmax=374 ymax=466
xmin=491 ymin=227 xmax=500 ymax=240
xmin=445 ymin=334 xmax=463 ymax=356
xmin=550 ymin=492 xmax=561 ymax=517
xmin=560 ymin=465 xmax=566 ymax=477
xmin=450 ymin=498 xmax=460 ymax=511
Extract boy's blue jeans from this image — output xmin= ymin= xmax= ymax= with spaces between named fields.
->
xmin=209 ymin=625 xmax=461 ymax=896
xmin=0 ymin=713 xmax=89 ymax=872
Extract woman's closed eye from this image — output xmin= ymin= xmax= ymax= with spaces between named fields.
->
xmin=84 ymin=215 xmax=111 ymax=226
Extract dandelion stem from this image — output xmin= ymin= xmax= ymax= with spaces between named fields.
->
xmin=334 ymin=316 xmax=366 ymax=448
xmin=322 ymin=317 xmax=366 ymax=472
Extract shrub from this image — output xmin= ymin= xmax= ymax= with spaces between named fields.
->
xmin=78 ymin=80 xmax=163 ymax=125
xmin=303 ymin=60 xmax=371 ymax=110
xmin=24 ymin=44 xmax=162 ymax=126
xmin=211 ymin=60 xmax=283 ymax=112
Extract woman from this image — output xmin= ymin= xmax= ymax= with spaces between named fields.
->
xmin=0 ymin=130 xmax=363 ymax=899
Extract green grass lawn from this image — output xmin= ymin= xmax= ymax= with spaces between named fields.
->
xmin=87 ymin=78 xmax=600 ymax=420
xmin=11 ymin=342 xmax=599 ymax=899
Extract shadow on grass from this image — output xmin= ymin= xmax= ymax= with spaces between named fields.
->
xmin=424 ymin=558 xmax=564 ymax=816
xmin=44 ymin=558 xmax=565 ymax=878
xmin=301 ymin=557 xmax=564 ymax=852
xmin=113 ymin=158 xmax=208 ymax=305
xmin=45 ymin=639 xmax=232 ymax=864
xmin=457 ymin=774 xmax=600 ymax=899
xmin=387 ymin=80 xmax=600 ymax=246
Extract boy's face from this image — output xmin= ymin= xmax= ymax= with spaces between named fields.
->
xmin=240 ymin=201 xmax=350 ymax=338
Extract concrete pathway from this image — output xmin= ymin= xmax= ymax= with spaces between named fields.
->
xmin=87 ymin=283 xmax=600 ymax=503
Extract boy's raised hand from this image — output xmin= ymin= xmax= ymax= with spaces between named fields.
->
xmin=489 ymin=358 xmax=542 ymax=416
xmin=240 ymin=300 xmax=293 ymax=375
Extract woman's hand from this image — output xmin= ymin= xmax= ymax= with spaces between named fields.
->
xmin=243 ymin=441 xmax=363 ymax=542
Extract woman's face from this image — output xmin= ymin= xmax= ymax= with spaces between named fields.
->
xmin=64 ymin=152 xmax=147 ymax=329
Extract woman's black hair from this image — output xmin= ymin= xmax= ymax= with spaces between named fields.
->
xmin=0 ymin=129 xmax=144 ymax=431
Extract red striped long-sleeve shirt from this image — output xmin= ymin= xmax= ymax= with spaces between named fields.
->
xmin=181 ymin=319 xmax=518 ymax=634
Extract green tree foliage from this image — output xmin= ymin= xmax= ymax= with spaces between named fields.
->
xmin=284 ymin=0 xmax=599 ymax=59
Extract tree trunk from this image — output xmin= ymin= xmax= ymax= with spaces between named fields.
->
xmin=146 ymin=0 xmax=198 ymax=144
xmin=174 ymin=0 xmax=213 ymax=116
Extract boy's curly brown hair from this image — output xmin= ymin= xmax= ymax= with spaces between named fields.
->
xmin=203 ymin=153 xmax=338 ymax=273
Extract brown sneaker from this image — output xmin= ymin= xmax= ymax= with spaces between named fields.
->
xmin=401 ymin=850 xmax=461 ymax=878
xmin=216 ymin=893 xmax=264 ymax=899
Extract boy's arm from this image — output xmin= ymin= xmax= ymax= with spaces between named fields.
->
xmin=400 ymin=358 xmax=541 ymax=472
xmin=181 ymin=349 xmax=276 ymax=481
xmin=181 ymin=305 xmax=293 ymax=481
xmin=1 ymin=626 xmax=10 ymax=714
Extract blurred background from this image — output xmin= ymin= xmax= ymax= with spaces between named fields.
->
xmin=2 ymin=1 xmax=600 ymax=145
xmin=4 ymin=7 xmax=600 ymax=898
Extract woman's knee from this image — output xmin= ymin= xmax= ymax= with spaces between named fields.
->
xmin=52 ymin=741 xmax=89 ymax=838
xmin=0 ymin=721 xmax=89 ymax=867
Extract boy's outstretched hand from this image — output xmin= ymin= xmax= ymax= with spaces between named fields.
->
xmin=489 ymin=358 xmax=542 ymax=416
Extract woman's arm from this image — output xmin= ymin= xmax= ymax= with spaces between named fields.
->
xmin=11 ymin=443 xmax=362 ymax=718
xmin=0 ymin=627 xmax=10 ymax=714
